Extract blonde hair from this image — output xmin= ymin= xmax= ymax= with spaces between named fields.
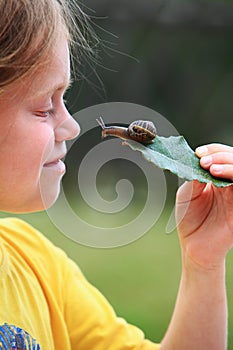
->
xmin=0 ymin=0 xmax=97 ymax=91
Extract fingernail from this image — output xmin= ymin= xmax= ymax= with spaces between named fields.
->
xmin=196 ymin=146 xmax=208 ymax=156
xmin=201 ymin=155 xmax=212 ymax=167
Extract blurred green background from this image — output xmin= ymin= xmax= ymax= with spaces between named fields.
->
xmin=2 ymin=0 xmax=233 ymax=348
xmin=65 ymin=1 xmax=233 ymax=345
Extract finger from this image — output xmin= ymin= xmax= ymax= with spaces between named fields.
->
xmin=209 ymin=164 xmax=233 ymax=181
xmin=196 ymin=143 xmax=233 ymax=158
xmin=200 ymin=152 xmax=233 ymax=170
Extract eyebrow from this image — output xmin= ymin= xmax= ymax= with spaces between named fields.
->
xmin=34 ymin=77 xmax=73 ymax=99
xmin=48 ymin=78 xmax=73 ymax=96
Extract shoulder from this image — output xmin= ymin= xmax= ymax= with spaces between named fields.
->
xmin=0 ymin=217 xmax=57 ymax=253
xmin=0 ymin=217 xmax=84 ymax=296
xmin=0 ymin=217 xmax=76 ymax=276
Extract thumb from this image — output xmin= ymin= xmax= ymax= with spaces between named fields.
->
xmin=176 ymin=180 xmax=207 ymax=204
xmin=175 ymin=181 xmax=207 ymax=229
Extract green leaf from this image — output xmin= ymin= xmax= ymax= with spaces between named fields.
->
xmin=125 ymin=135 xmax=232 ymax=187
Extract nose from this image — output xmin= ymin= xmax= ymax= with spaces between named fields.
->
xmin=55 ymin=111 xmax=80 ymax=142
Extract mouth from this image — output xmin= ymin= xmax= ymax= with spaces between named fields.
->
xmin=43 ymin=154 xmax=66 ymax=173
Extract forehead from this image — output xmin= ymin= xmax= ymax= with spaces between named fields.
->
xmin=2 ymin=36 xmax=71 ymax=103
xmin=28 ymin=37 xmax=71 ymax=97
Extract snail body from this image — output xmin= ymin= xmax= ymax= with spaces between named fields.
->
xmin=96 ymin=117 xmax=156 ymax=144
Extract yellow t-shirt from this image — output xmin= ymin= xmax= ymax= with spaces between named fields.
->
xmin=0 ymin=218 xmax=160 ymax=349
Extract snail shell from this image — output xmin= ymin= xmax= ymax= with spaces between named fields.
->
xmin=96 ymin=117 xmax=157 ymax=144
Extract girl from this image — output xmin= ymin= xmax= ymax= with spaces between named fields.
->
xmin=0 ymin=0 xmax=232 ymax=349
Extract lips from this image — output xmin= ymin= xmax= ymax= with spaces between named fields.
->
xmin=44 ymin=159 xmax=61 ymax=166
xmin=44 ymin=153 xmax=66 ymax=167
xmin=43 ymin=153 xmax=66 ymax=173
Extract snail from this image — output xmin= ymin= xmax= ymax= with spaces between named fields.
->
xmin=96 ymin=116 xmax=157 ymax=144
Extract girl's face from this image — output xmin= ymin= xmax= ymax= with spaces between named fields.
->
xmin=0 ymin=36 xmax=80 ymax=213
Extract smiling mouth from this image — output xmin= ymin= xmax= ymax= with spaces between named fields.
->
xmin=43 ymin=158 xmax=66 ymax=173
xmin=44 ymin=159 xmax=60 ymax=166
xmin=44 ymin=152 xmax=66 ymax=166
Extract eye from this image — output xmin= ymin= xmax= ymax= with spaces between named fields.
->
xmin=35 ymin=109 xmax=54 ymax=118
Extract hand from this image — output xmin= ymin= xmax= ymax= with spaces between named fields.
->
xmin=176 ymin=143 xmax=233 ymax=270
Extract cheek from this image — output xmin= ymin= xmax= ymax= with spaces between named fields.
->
xmin=0 ymin=123 xmax=54 ymax=182
xmin=39 ymin=134 xmax=55 ymax=164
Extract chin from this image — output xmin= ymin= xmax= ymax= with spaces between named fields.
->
xmin=39 ymin=174 xmax=63 ymax=211
xmin=39 ymin=187 xmax=61 ymax=211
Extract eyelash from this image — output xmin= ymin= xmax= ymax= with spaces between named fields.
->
xmin=35 ymin=109 xmax=54 ymax=118
xmin=35 ymin=97 xmax=67 ymax=119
